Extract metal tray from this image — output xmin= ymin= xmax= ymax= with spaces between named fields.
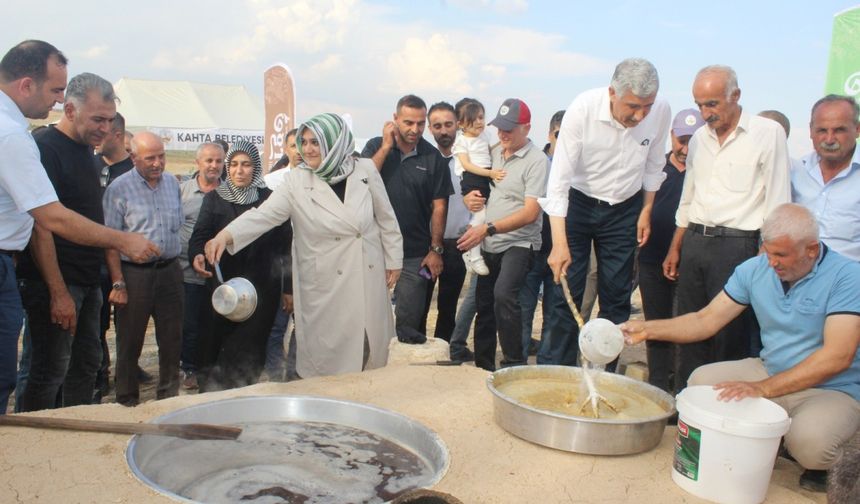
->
xmin=127 ymin=395 xmax=449 ymax=503
xmin=487 ymin=365 xmax=676 ymax=455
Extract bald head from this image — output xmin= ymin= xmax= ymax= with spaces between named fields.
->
xmin=759 ymin=110 xmax=790 ymax=137
xmin=130 ymin=131 xmax=166 ymax=185
xmin=693 ymin=65 xmax=742 ymax=137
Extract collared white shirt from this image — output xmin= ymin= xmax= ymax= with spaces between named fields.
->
xmin=540 ymin=87 xmax=671 ymax=216
xmin=675 ymin=112 xmax=790 ymax=231
xmin=264 ymin=166 xmax=290 ymax=190
xmin=792 ymin=148 xmax=860 ymax=261
xmin=0 ymin=91 xmax=58 ymax=250
xmin=442 ymin=155 xmax=471 ymax=239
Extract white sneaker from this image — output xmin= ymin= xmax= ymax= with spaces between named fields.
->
xmin=462 ymin=253 xmax=475 ymax=274
xmin=470 ymin=255 xmax=490 ymax=276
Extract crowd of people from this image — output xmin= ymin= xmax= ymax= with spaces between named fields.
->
xmin=1 ymin=39 xmax=858 ymax=493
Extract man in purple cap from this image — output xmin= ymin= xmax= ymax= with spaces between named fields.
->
xmin=458 ymin=98 xmax=547 ymax=371
xmin=637 ymin=108 xmax=704 ymax=392
xmin=540 ymin=58 xmax=672 ymax=370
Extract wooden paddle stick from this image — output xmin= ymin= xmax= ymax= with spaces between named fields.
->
xmin=0 ymin=414 xmax=242 ymax=440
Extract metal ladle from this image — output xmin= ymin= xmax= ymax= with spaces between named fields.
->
xmin=211 ymin=262 xmax=258 ymax=322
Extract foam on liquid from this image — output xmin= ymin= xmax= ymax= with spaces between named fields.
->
xmin=496 ymin=372 xmax=666 ymax=420
xmin=139 ymin=421 xmax=434 ymax=503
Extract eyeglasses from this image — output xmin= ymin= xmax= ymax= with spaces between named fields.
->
xmin=100 ymin=165 xmax=110 ymax=188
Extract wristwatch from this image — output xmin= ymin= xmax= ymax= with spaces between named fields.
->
xmin=486 ymin=222 xmax=497 ymax=236
xmin=430 ymin=244 xmax=444 ymax=255
xmin=112 ymin=281 xmax=126 ymax=291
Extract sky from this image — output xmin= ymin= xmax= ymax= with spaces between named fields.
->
xmin=4 ymin=0 xmax=858 ymax=156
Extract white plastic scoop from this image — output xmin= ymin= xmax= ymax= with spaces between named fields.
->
xmin=557 ymin=276 xmax=624 ymax=365
xmin=578 ymin=318 xmax=624 ymax=366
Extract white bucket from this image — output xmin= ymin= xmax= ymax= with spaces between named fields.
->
xmin=672 ymin=386 xmax=791 ymax=504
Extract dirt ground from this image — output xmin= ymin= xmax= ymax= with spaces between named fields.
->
xmin=8 ymin=274 xmax=646 ymax=411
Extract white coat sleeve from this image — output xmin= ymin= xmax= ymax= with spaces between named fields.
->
xmin=225 ymin=186 xmax=293 ymax=255
xmin=366 ymin=165 xmax=403 ymax=270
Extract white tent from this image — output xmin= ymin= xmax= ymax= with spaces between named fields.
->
xmin=114 ymin=78 xmax=264 ymax=151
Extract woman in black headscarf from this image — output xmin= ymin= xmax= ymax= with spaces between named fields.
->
xmin=188 ymin=140 xmax=292 ymax=391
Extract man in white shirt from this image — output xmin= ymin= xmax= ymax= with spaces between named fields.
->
xmin=425 ymin=101 xmax=469 ymax=343
xmin=791 ymin=94 xmax=860 ymax=262
xmin=540 ymin=58 xmax=671 ymax=369
xmin=0 ymin=40 xmax=158 ymax=413
xmin=264 ymin=128 xmax=299 ymax=190
xmin=663 ymin=65 xmax=790 ymax=388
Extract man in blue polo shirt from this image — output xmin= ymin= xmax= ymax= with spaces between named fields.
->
xmin=622 ymin=203 xmax=860 ymax=492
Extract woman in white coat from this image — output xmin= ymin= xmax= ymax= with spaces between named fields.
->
xmin=204 ymin=113 xmax=402 ymax=378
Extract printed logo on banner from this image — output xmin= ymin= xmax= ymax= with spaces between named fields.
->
xmin=269 ymin=112 xmax=291 ymax=162
xmin=844 ymin=70 xmax=860 ymax=96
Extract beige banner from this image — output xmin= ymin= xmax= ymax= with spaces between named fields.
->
xmin=263 ymin=63 xmax=297 ymax=172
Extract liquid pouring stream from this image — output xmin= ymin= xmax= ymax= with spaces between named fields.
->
xmin=559 ymin=276 xmax=624 ymax=417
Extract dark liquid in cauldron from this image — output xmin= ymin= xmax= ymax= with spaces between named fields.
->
xmin=161 ymin=421 xmax=432 ymax=504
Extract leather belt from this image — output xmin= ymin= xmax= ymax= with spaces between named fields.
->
xmin=571 ymin=188 xmax=641 ymax=207
xmin=122 ymin=257 xmax=177 ymax=269
xmin=688 ymin=223 xmax=760 ymax=238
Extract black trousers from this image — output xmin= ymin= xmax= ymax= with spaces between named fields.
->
xmin=675 ymin=228 xmax=759 ymax=389
xmin=638 ymin=261 xmax=677 ymax=392
xmin=474 ymin=246 xmax=533 ymax=371
xmin=421 ymin=238 xmax=467 ymax=342
xmin=547 ymin=189 xmax=643 ymax=370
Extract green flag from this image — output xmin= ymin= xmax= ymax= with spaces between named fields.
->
xmin=825 ymin=6 xmax=860 ymax=97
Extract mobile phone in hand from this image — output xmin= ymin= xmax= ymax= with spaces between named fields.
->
xmin=418 ymin=265 xmax=432 ymax=280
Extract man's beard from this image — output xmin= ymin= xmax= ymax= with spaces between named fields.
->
xmin=435 ymin=134 xmax=454 ymax=149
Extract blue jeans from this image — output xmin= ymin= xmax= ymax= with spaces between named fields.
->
xmin=14 ymin=316 xmax=30 ymax=412
xmin=265 ymin=307 xmax=289 ymax=380
xmin=181 ymin=282 xmax=206 ymax=374
xmin=0 ymin=255 xmax=23 ymax=414
xmin=518 ymin=251 xmax=559 ymax=363
xmin=449 ymin=274 xmax=477 ymax=360
xmin=18 ymin=280 xmax=103 ymax=411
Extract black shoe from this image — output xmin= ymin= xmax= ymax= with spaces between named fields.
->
xmin=396 ymin=327 xmax=427 ymax=345
xmin=799 ymin=469 xmax=827 ymax=493
xmin=450 ymin=347 xmax=474 ymax=362
xmin=138 ymin=366 xmax=155 ymax=383
xmin=528 ymin=338 xmax=540 ymax=356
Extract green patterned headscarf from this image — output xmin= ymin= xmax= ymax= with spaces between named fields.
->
xmin=296 ymin=113 xmax=356 ymax=185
